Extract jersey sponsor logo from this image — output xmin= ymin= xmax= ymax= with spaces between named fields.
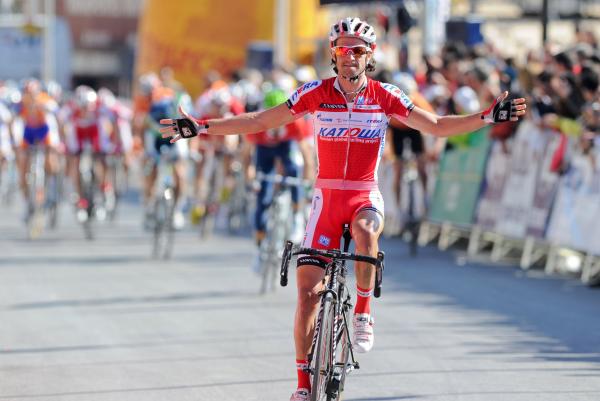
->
xmin=318 ymin=235 xmax=331 ymax=247
xmin=288 ymin=80 xmax=321 ymax=106
xmin=316 ymin=114 xmax=333 ymax=122
xmin=182 ymin=127 xmax=193 ymax=137
xmin=298 ymin=80 xmax=320 ymax=93
xmin=355 ymin=96 xmax=373 ymax=105
xmin=381 ymin=83 xmax=414 ymax=109
xmin=319 ymin=103 xmax=346 ymax=109
xmin=318 ymin=127 xmax=384 ymax=139
xmin=354 ymin=104 xmax=384 ymax=110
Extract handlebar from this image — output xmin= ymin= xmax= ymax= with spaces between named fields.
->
xmin=280 ymin=242 xmax=385 ymax=298
xmin=293 ymin=247 xmax=382 ymax=267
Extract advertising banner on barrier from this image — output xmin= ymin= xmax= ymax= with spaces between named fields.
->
xmin=496 ymin=121 xmax=561 ymax=238
xmin=546 ymin=148 xmax=600 ymax=255
xmin=475 ymin=140 xmax=511 ymax=230
xmin=428 ymin=126 xmax=491 ymax=226
xmin=475 ymin=120 xmax=561 ymax=238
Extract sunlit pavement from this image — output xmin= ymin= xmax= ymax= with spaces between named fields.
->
xmin=1 ymin=196 xmax=600 ymax=401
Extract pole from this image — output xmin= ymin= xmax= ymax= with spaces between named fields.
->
xmin=541 ymin=0 xmax=549 ymax=44
xmin=43 ymin=0 xmax=55 ymax=83
xmin=274 ymin=0 xmax=290 ymax=68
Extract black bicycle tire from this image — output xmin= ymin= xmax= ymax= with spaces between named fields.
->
xmin=310 ymin=294 xmax=335 ymax=401
xmin=80 ymin=158 xmax=96 ymax=240
xmin=48 ymin=203 xmax=58 ymax=229
xmin=163 ymin=196 xmax=175 ymax=259
xmin=153 ymin=195 xmax=169 ymax=258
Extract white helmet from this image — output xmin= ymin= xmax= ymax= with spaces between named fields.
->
xmin=329 ymin=17 xmax=376 ymax=49
xmin=74 ymin=85 xmax=97 ymax=108
xmin=453 ymin=86 xmax=480 ymax=114
xmin=392 ymin=72 xmax=417 ymax=95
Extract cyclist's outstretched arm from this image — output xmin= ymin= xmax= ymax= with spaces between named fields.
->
xmin=160 ymin=103 xmax=297 ymax=142
xmin=402 ymin=91 xmax=527 ymax=137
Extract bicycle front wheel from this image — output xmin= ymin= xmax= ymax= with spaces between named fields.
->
xmin=153 ymin=191 xmax=174 ymax=259
xmin=330 ymin=311 xmax=351 ymax=401
xmin=311 ymin=294 xmax=335 ymax=401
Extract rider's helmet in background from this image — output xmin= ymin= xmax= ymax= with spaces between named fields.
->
xmin=263 ymin=88 xmax=287 ymax=109
xmin=74 ymin=85 xmax=98 ymax=110
xmin=392 ymin=72 xmax=418 ymax=96
xmin=138 ymin=73 xmax=160 ymax=97
xmin=98 ymin=87 xmax=117 ymax=109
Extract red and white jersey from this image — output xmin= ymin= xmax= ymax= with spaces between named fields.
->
xmin=286 ymin=77 xmax=414 ymax=190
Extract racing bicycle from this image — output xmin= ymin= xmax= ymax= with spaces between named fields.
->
xmin=280 ymin=225 xmax=385 ymax=401
xmin=256 ymin=172 xmax=306 ymax=294
xmin=25 ymin=143 xmax=59 ymax=239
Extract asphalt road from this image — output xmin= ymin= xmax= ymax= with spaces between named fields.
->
xmin=1 ymin=196 xmax=600 ymax=401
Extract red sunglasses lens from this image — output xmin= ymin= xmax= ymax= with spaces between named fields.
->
xmin=334 ymin=46 xmax=369 ymax=56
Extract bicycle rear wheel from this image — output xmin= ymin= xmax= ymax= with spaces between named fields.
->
xmin=310 ymin=294 xmax=335 ymax=401
xmin=27 ymin=153 xmax=46 ymax=240
xmin=46 ymin=174 xmax=59 ymax=230
xmin=27 ymin=180 xmax=44 ymax=239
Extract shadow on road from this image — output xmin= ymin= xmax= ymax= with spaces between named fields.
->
xmin=0 ymin=376 xmax=294 ymax=399
xmin=380 ymin=237 xmax=600 ymax=366
xmin=0 ymin=331 xmax=290 ymax=355
xmin=5 ymin=289 xmax=259 ymax=310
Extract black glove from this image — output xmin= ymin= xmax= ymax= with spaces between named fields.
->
xmin=481 ymin=93 xmax=518 ymax=124
xmin=174 ymin=117 xmax=208 ymax=139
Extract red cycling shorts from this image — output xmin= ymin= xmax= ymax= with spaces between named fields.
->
xmin=301 ymin=187 xmax=384 ymax=254
xmin=76 ymin=125 xmax=101 ymax=154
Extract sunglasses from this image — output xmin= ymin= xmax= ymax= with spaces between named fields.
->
xmin=332 ymin=45 xmax=371 ymax=57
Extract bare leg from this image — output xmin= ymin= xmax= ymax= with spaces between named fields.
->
xmin=294 ymin=265 xmax=325 ymax=360
xmin=352 ymin=209 xmax=384 ymax=289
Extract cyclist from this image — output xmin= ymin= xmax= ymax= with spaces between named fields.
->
xmin=15 ymin=79 xmax=60 ymax=219
xmin=159 ymin=17 xmax=526 ymax=401
xmin=62 ymin=85 xmax=111 ymax=212
xmin=388 ymin=72 xmax=435 ymax=228
xmin=97 ymin=87 xmax=133 ymax=213
xmin=247 ymin=88 xmax=314 ymax=256
xmin=190 ymin=83 xmax=244 ymax=225
xmin=141 ymin=75 xmax=191 ymax=230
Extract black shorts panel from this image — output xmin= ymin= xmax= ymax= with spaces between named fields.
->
xmin=391 ymin=127 xmax=424 ymax=156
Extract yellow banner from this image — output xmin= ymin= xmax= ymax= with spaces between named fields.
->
xmin=136 ymin=0 xmax=327 ymax=98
